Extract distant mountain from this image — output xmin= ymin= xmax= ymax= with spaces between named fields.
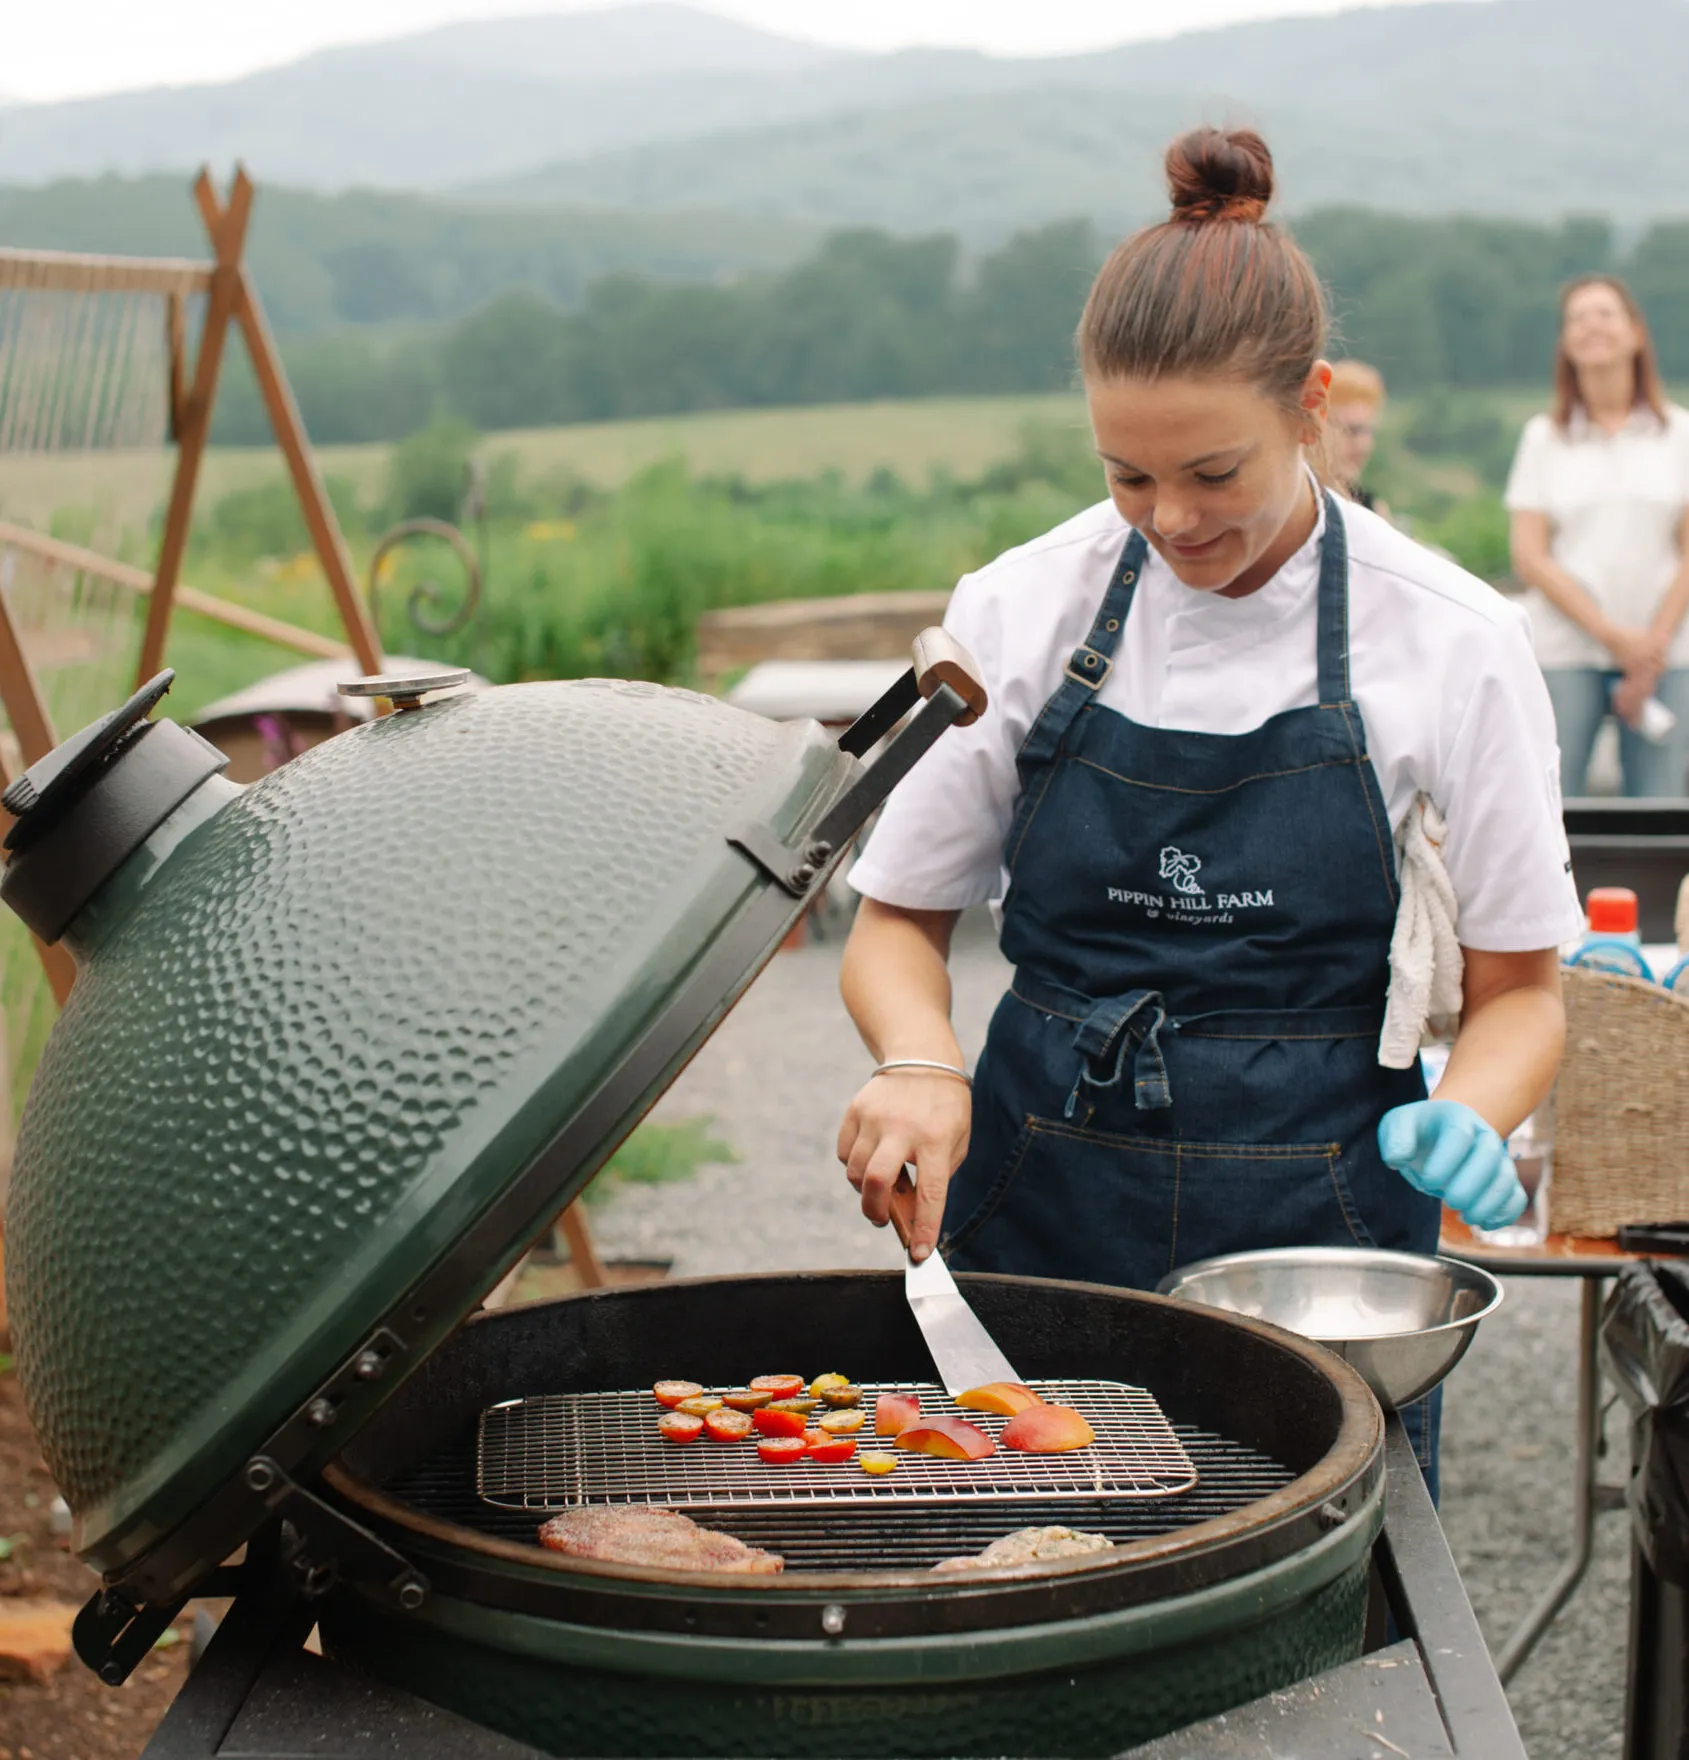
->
xmin=476 ymin=0 xmax=1689 ymax=234
xmin=2 ymin=0 xmax=1687 ymax=230
xmin=0 ymin=177 xmax=818 ymax=333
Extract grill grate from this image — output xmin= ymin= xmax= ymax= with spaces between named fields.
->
xmin=476 ymin=1379 xmax=1197 ymax=1512
xmin=387 ymin=1424 xmax=1292 ymax=1574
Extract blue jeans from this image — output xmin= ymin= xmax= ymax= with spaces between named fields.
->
xmin=1541 ymin=667 xmax=1689 ymax=797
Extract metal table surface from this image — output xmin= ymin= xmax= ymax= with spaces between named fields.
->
xmin=1438 ymin=1212 xmax=1651 ymax=1682
xmin=139 ymin=1415 xmax=1523 ymax=1760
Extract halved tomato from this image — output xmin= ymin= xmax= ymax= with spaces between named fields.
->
xmin=720 ymin=1389 xmax=774 ymax=1412
xmin=675 ymin=1395 xmax=723 ymax=1417
xmin=704 ymin=1408 xmax=754 ymax=1443
xmin=750 ymin=1375 xmax=805 ymax=1399
xmin=653 ymin=1380 xmax=703 ymax=1408
xmin=819 ymin=1408 xmax=866 ymax=1435
xmin=752 ymin=1406 xmax=807 ymax=1439
xmin=860 ymin=1452 xmax=899 ymax=1476
xmin=806 ymin=1437 xmax=857 ymax=1464
xmin=757 ymin=1437 xmax=807 ymax=1465
xmin=657 ymin=1411 xmax=705 ymax=1445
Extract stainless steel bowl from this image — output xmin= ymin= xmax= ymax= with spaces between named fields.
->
xmin=1156 ymin=1247 xmax=1503 ymax=1409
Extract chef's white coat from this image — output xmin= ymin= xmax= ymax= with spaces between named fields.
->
xmin=850 ymin=493 xmax=1583 ymax=955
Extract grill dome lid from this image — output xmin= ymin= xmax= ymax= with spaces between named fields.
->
xmin=2 ymin=648 xmax=982 ymax=1659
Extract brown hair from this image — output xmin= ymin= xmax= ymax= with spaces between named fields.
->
xmin=1078 ymin=127 xmax=1328 ymax=411
xmin=1328 ymin=359 xmax=1385 ymax=409
xmin=1553 ymin=276 xmax=1667 ymax=430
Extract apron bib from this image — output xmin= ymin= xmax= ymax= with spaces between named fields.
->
xmin=942 ymin=495 xmax=1442 ymax=1479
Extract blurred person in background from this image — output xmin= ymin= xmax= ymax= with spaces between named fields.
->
xmin=1507 ymin=276 xmax=1689 ymax=797
xmin=1328 ymin=359 xmax=1391 ymax=517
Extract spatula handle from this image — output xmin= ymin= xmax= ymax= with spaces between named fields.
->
xmin=888 ymin=1167 xmax=917 ymax=1250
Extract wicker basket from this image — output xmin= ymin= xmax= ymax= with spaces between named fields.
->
xmin=1551 ymin=965 xmax=1689 ymax=1237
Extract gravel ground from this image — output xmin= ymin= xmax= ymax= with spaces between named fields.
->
xmin=590 ymin=907 xmax=1635 ymax=1759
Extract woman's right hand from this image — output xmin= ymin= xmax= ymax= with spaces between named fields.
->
xmin=837 ymin=1072 xmax=972 ymax=1264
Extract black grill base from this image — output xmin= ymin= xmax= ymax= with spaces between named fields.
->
xmin=387 ymin=1422 xmax=1294 ymax=1574
xmin=138 ymin=1418 xmax=1527 ymax=1759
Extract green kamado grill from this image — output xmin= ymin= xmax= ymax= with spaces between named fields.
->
xmin=2 ymin=651 xmax=1389 ymax=1759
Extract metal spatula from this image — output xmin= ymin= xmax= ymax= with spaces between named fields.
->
xmin=887 ymin=1168 xmax=1022 ymax=1395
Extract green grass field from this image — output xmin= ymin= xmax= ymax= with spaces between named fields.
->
xmin=2 ymin=385 xmax=1578 ymax=729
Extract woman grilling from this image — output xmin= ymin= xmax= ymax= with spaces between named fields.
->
xmin=835 ymin=128 xmax=1578 ymax=1492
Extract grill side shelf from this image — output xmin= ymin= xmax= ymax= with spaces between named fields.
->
xmin=477 ymin=1380 xmax=1198 ymax=1512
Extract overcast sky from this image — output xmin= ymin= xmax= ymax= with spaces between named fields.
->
xmin=7 ymin=0 xmax=1481 ymax=103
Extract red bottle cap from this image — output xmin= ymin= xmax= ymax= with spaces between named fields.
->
xmin=1587 ymin=887 xmax=1640 ymax=934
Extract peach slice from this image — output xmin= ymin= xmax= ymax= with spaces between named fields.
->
xmin=895 ymin=1417 xmax=997 ymax=1461
xmin=874 ymin=1392 xmax=922 ymax=1437
xmin=956 ymin=1381 xmax=1043 ymax=1417
xmin=999 ymin=1404 xmax=1095 ymax=1454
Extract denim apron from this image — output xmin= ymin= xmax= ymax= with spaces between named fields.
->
xmin=942 ymin=495 xmax=1444 ymax=1489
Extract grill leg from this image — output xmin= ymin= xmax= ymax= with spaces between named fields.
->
xmin=1495 ymin=1275 xmax=1605 ymax=1682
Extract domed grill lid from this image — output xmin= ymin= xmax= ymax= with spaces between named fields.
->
xmin=4 ymin=637 xmax=984 ymax=1685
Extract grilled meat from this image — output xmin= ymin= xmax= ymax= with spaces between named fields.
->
xmin=932 ymin=1525 xmax=1113 ymax=1573
xmin=538 ymin=1505 xmax=784 ymax=1574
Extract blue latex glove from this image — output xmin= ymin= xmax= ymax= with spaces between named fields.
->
xmin=1377 ymin=1100 xmax=1527 ymax=1232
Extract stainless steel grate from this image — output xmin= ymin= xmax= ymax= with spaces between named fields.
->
xmin=477 ymin=1379 xmax=1197 ymax=1512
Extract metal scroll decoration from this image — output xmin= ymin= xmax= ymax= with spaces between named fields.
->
xmin=367 ymin=516 xmax=483 ymax=640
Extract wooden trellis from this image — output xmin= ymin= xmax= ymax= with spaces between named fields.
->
xmin=0 ymin=166 xmax=385 ymax=1249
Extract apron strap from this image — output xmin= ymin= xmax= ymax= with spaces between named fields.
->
xmin=1065 ymin=988 xmax=1172 ymax=1116
xmin=1316 ymin=490 xmax=1352 ymax=707
xmin=1016 ymin=527 xmax=1148 ymax=772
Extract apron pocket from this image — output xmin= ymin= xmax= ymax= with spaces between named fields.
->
xmin=946 ymin=1117 xmax=1358 ymax=1292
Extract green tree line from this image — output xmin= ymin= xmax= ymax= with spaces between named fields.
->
xmin=210 ymin=210 xmax=1689 ymax=446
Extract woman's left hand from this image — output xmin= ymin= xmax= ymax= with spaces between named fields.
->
xmin=1377 ymin=1100 xmax=1526 ymax=1231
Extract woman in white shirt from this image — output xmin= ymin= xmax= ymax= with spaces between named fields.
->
xmin=835 ymin=128 xmax=1576 ymax=1495
xmin=1506 ymin=277 xmax=1689 ymax=796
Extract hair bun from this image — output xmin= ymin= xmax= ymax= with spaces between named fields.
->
xmin=1166 ymin=126 xmax=1274 ymax=224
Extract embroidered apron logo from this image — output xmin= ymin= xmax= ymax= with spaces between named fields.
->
xmin=1159 ymin=846 xmax=1204 ymax=896
xmin=1107 ymin=847 xmax=1275 ymax=924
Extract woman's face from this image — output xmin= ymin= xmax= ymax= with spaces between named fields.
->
xmin=1087 ymin=370 xmax=1325 ymax=595
xmin=1328 ymin=400 xmax=1378 ymax=488
xmin=1561 ymin=283 xmax=1641 ymax=374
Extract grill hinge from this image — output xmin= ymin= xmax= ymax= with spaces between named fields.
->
xmin=74 ymin=1585 xmax=190 ymax=1686
xmin=243 ymin=1456 xmax=429 ymax=1613
xmin=727 ymin=821 xmax=832 ymax=896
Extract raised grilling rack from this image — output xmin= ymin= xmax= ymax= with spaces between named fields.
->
xmin=477 ymin=1378 xmax=1199 ymax=1511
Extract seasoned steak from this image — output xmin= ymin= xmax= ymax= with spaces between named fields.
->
xmin=932 ymin=1525 xmax=1114 ymax=1573
xmin=538 ymin=1505 xmax=784 ymax=1574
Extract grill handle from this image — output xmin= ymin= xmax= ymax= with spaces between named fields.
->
xmin=912 ymin=629 xmax=987 ymax=727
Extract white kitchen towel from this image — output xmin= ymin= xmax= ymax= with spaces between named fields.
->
xmin=1379 ymin=794 xmax=1464 ymax=1069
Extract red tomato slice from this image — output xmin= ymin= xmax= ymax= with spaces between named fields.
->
xmin=657 ymin=1411 xmax=705 ymax=1444
xmin=653 ymin=1380 xmax=703 ymax=1408
xmin=750 ymin=1374 xmax=805 ymax=1399
xmin=752 ymin=1407 xmax=807 ymax=1438
xmin=806 ymin=1438 xmax=857 ymax=1464
xmin=757 ymin=1437 xmax=807 ymax=1464
xmin=704 ymin=1408 xmax=754 ymax=1442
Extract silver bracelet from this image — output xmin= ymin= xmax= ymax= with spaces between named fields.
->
xmin=872 ymin=1058 xmax=971 ymax=1088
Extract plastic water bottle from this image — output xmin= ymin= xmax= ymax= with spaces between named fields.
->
xmin=1564 ymin=887 xmax=1654 ymax=981
xmin=1611 ymin=679 xmax=1679 ymax=745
